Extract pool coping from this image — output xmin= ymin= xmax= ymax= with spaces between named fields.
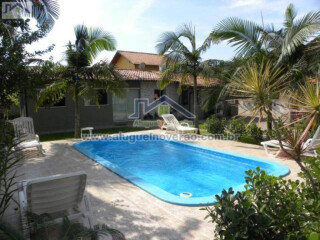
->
xmin=73 ymin=133 xmax=290 ymax=206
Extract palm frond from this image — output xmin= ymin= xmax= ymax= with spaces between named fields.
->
xmin=19 ymin=0 xmax=60 ymax=28
xmin=36 ymin=81 xmax=68 ymax=110
xmin=74 ymin=24 xmax=90 ymax=52
xmin=156 ymin=31 xmax=190 ymax=55
xmin=224 ymin=60 xmax=288 ymax=122
xmin=290 ymin=80 xmax=320 ymax=129
xmin=64 ymin=41 xmax=90 ymax=68
xmin=177 ymin=23 xmax=196 ymax=49
xmin=87 ymin=27 xmax=116 ymax=63
xmin=278 ymin=10 xmax=320 ymax=65
xmin=159 ymin=61 xmax=186 ymax=89
xmin=211 ymin=17 xmax=264 ymax=57
xmin=72 ymin=25 xmax=116 ymax=66
xmin=77 ymin=62 xmax=126 ymax=99
xmin=200 ymin=86 xmax=223 ymax=112
xmin=261 ymin=24 xmax=283 ymax=52
xmin=284 ymin=3 xmax=297 ymax=29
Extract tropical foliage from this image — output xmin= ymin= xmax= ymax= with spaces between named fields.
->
xmin=209 ymin=4 xmax=320 ymax=70
xmin=290 ymin=80 xmax=320 ymax=133
xmin=222 ymin=59 xmax=288 ymax=136
xmin=0 ymin=121 xmax=22 ymax=218
xmin=156 ymin=23 xmax=214 ymax=131
xmin=37 ymin=25 xmax=126 ymax=138
xmin=200 ymin=57 xmax=246 ymax=112
xmin=0 ymin=0 xmax=60 ymax=117
xmin=203 ymin=165 xmax=320 ymax=240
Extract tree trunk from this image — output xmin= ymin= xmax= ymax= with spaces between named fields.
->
xmin=19 ymin=91 xmax=27 ymax=117
xmin=193 ymin=74 xmax=200 ymax=134
xmin=266 ymin=110 xmax=273 ymax=139
xmin=74 ymin=90 xmax=80 ymax=138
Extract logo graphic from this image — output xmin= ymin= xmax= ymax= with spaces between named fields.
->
xmin=129 ymin=95 xmax=195 ymax=119
xmin=2 ymin=1 xmax=31 ymax=19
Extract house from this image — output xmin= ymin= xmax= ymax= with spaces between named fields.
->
xmin=26 ymin=51 xmax=217 ymax=134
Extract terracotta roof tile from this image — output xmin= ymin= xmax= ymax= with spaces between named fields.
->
xmin=116 ymin=70 xmax=219 ymax=87
xmin=112 ymin=51 xmax=166 ymax=66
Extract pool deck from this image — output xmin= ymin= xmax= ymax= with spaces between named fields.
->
xmin=5 ymin=130 xmax=301 ymax=240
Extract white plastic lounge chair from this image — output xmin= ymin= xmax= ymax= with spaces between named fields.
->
xmin=17 ymin=172 xmax=94 ymax=239
xmin=161 ymin=114 xmax=197 ymax=134
xmin=11 ymin=117 xmax=43 ymax=153
xmin=261 ymin=126 xmax=320 ymax=157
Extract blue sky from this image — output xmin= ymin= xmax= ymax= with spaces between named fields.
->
xmin=29 ymin=0 xmax=319 ymax=63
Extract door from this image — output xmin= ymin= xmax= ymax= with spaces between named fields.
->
xmin=113 ymin=89 xmax=139 ymax=122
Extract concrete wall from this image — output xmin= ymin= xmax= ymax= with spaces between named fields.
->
xmin=27 ymin=93 xmax=114 ymax=134
xmin=27 ymin=80 xmax=205 ymax=134
xmin=238 ymin=97 xmax=290 ymax=120
xmin=28 ymin=81 xmax=142 ymax=134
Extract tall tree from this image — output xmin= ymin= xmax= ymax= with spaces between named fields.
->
xmin=156 ymin=23 xmax=213 ymax=131
xmin=209 ymin=4 xmax=320 ymax=75
xmin=0 ymin=0 xmax=60 ymax=117
xmin=37 ymin=25 xmax=125 ymax=138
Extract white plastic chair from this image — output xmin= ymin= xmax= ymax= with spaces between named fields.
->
xmin=261 ymin=126 xmax=320 ymax=157
xmin=11 ymin=117 xmax=43 ymax=153
xmin=17 ymin=172 xmax=95 ymax=239
xmin=161 ymin=114 xmax=197 ymax=134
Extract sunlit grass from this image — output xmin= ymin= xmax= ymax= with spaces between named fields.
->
xmin=39 ymin=127 xmax=146 ymax=142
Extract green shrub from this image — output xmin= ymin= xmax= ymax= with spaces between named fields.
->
xmin=203 ymin=165 xmax=320 ymax=240
xmin=204 ymin=117 xmax=264 ymax=144
xmin=225 ymin=118 xmax=246 ymax=135
xmin=246 ymin=123 xmax=263 ymax=141
xmin=0 ymin=120 xmax=14 ymax=147
xmin=205 ymin=116 xmax=226 ymax=134
xmin=0 ymin=120 xmax=22 ymax=218
xmin=238 ymin=135 xmax=257 ymax=144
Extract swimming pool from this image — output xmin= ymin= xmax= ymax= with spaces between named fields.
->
xmin=73 ymin=134 xmax=290 ymax=206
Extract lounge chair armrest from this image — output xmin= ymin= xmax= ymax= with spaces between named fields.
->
xmin=35 ymin=134 xmax=40 ymax=142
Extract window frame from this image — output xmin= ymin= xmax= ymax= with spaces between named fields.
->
xmin=84 ymin=89 xmax=109 ymax=107
xmin=38 ymin=97 xmax=67 ymax=109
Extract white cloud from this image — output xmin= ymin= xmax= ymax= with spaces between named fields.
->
xmin=228 ymin=0 xmax=264 ymax=8
xmin=122 ymin=0 xmax=157 ymax=33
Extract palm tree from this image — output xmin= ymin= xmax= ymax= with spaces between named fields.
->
xmin=156 ymin=23 xmax=213 ymax=131
xmin=4 ymin=0 xmax=60 ymax=31
xmin=37 ymin=25 xmax=125 ymax=138
xmin=209 ymin=4 xmax=320 ymax=69
xmin=26 ymin=0 xmax=60 ymax=28
xmin=223 ymin=59 xmax=288 ymax=137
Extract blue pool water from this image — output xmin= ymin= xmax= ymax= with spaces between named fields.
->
xmin=73 ymin=134 xmax=290 ymax=205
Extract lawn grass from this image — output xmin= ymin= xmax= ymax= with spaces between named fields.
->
xmin=39 ymin=127 xmax=147 ymax=142
xmin=40 ymin=123 xmax=208 ymax=142
xmin=199 ymin=123 xmax=209 ymax=135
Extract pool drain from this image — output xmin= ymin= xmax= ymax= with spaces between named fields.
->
xmin=180 ymin=192 xmax=193 ymax=198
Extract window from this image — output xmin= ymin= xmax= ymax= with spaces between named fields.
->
xmin=113 ymin=89 xmax=139 ymax=122
xmin=154 ymin=89 xmax=166 ymax=99
xmin=53 ymin=98 xmax=66 ymax=107
xmin=85 ymin=90 xmax=108 ymax=106
xmin=40 ymin=97 xmax=66 ymax=108
xmin=181 ymin=90 xmax=189 ymax=105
